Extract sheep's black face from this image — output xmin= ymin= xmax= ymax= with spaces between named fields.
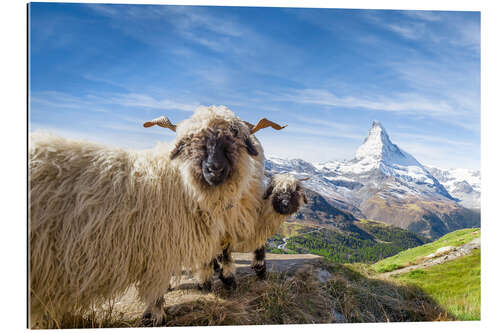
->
xmin=201 ymin=133 xmax=234 ymax=186
xmin=270 ymin=187 xmax=302 ymax=215
xmin=170 ymin=122 xmax=259 ymax=188
xmin=263 ymin=180 xmax=306 ymax=215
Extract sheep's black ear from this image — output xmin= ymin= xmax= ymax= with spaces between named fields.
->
xmin=244 ymin=137 xmax=259 ymax=156
xmin=170 ymin=141 xmax=185 ymax=160
xmin=263 ymin=184 xmax=274 ymax=200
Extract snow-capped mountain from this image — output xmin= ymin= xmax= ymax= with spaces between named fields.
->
xmin=426 ymin=166 xmax=481 ymax=210
xmin=265 ymin=121 xmax=480 ymax=239
xmin=315 ymin=121 xmax=452 ymax=200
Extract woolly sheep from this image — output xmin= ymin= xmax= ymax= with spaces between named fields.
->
xmin=29 ymin=105 xmax=285 ymax=328
xmin=200 ymin=173 xmax=309 ymax=289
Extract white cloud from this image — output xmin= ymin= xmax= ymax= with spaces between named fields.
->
xmin=30 ymin=91 xmax=198 ymax=113
xmin=105 ymin=93 xmax=198 ymax=112
xmin=86 ymin=4 xmax=249 ymax=53
xmin=30 ymin=122 xmax=173 ymax=150
xmin=392 ymin=131 xmax=476 ymax=148
xmin=401 ymin=11 xmax=444 ymax=22
xmin=260 ymin=135 xmax=357 ymax=164
xmin=287 ymin=116 xmax=365 ymax=140
xmin=385 ymin=23 xmax=424 ymax=40
xmin=365 ymin=10 xmax=480 ymax=54
xmin=275 ymin=88 xmax=458 ymax=117
xmin=30 ymin=91 xmax=111 ymax=112
xmin=397 ymin=140 xmax=479 ymax=170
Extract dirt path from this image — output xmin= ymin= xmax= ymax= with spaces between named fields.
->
xmin=379 ymin=237 xmax=480 ymax=279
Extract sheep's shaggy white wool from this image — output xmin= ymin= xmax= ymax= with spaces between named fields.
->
xmin=29 ymin=105 xmax=262 ymax=328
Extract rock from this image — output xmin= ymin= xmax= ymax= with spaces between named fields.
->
xmin=317 ymin=269 xmax=332 ymax=283
xmin=332 ymin=310 xmax=346 ymax=323
xmin=435 ymin=246 xmax=455 ymax=255
xmin=460 ymin=237 xmax=480 ymax=254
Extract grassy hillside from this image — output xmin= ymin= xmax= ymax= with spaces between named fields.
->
xmin=372 ymin=228 xmax=480 ymax=273
xmin=270 ymin=220 xmax=428 ymax=264
xmin=393 ymin=249 xmax=480 ymax=320
xmin=45 ymin=259 xmax=453 ymax=328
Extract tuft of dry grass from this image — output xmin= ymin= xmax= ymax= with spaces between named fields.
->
xmin=162 ymin=265 xmax=333 ymax=326
xmin=33 ymin=259 xmax=454 ymax=328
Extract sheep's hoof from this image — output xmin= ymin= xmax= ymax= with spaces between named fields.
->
xmin=141 ymin=310 xmax=166 ymax=327
xmin=219 ymin=273 xmax=237 ymax=290
xmin=252 ymin=264 xmax=267 ymax=280
xmin=197 ymin=280 xmax=213 ymax=292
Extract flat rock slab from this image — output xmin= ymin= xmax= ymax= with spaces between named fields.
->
xmin=232 ymin=252 xmax=323 ymax=275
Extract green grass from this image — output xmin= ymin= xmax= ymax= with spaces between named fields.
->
xmin=393 ymin=249 xmax=481 ymax=321
xmin=372 ymin=228 xmax=480 ymax=273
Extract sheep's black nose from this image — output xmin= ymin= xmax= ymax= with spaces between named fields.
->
xmin=206 ymin=163 xmax=224 ymax=175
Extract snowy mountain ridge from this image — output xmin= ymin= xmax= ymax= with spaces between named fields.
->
xmin=425 ymin=166 xmax=481 ymax=210
xmin=265 ymin=121 xmax=480 ymax=236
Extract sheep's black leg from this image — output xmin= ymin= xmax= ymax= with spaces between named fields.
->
xmin=198 ymin=258 xmax=219 ymax=292
xmin=252 ymin=245 xmax=267 ymax=280
xmin=218 ymin=245 xmax=237 ymax=290
xmin=212 ymin=256 xmax=222 ymax=274
xmin=141 ymin=295 xmax=166 ymax=327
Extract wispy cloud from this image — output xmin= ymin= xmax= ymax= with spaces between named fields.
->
xmin=30 ymin=91 xmax=199 ymax=113
xmin=104 ymin=93 xmax=198 ymax=112
xmin=392 ymin=131 xmax=476 ymax=148
xmin=364 ymin=10 xmax=480 ymax=54
xmin=287 ymin=116 xmax=365 ymax=140
xmin=86 ymin=4 xmax=249 ymax=53
xmin=385 ymin=23 xmax=425 ymax=40
xmin=401 ymin=11 xmax=444 ymax=22
xmin=259 ymin=134 xmax=359 ymax=164
xmin=397 ymin=140 xmax=479 ymax=170
xmin=30 ymin=91 xmax=111 ymax=113
xmin=273 ymin=88 xmax=458 ymax=117
xmin=30 ymin=123 xmax=172 ymax=150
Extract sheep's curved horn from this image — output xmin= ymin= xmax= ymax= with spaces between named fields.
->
xmin=243 ymin=121 xmax=255 ymax=129
xmin=143 ymin=116 xmax=176 ymax=132
xmin=248 ymin=118 xmax=287 ymax=134
xmin=299 ymin=176 xmax=311 ymax=181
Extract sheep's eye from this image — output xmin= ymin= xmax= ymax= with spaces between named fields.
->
xmin=231 ymin=127 xmax=239 ymax=137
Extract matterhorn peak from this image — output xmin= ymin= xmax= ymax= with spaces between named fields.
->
xmin=355 ymin=120 xmax=396 ymax=161
xmin=367 ymin=120 xmax=390 ymax=142
xmin=371 ymin=120 xmax=384 ymax=130
xmin=352 ymin=120 xmax=428 ymax=173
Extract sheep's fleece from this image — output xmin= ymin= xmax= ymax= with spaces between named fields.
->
xmin=29 ymin=105 xmax=266 ymax=327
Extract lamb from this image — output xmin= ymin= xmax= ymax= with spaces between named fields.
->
xmin=200 ymin=173 xmax=309 ymax=290
xmin=29 ymin=105 xmax=286 ymax=328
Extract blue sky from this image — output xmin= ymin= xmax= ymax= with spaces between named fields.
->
xmin=28 ymin=3 xmax=480 ymax=169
